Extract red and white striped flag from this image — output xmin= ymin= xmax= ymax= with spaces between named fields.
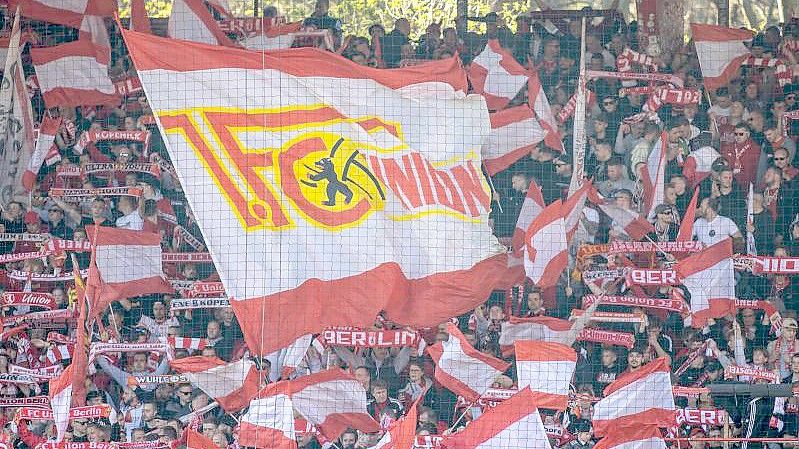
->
xmin=674 ymin=238 xmax=736 ymax=328
xmin=525 ymin=200 xmax=567 ymax=289
xmin=683 ymin=146 xmax=720 ymax=187
xmin=482 ymin=105 xmax=547 ymax=176
xmin=498 ymin=316 xmax=571 ymax=356
xmin=511 ymin=178 xmax=545 ymax=253
xmin=23 ymin=115 xmax=62 ymax=191
xmin=87 ymin=226 xmax=173 ymax=320
xmin=14 ymin=0 xmax=116 ymax=30
xmin=49 ymin=364 xmax=74 ymax=442
xmin=239 ymin=391 xmax=297 ymax=449
xmin=373 ymin=398 xmax=421 ymax=449
xmin=46 ymin=344 xmax=74 ymax=366
xmin=170 ymin=356 xmax=260 ymax=412
xmin=691 ymin=24 xmax=753 ymax=90
xmin=253 ymin=368 xmax=379 ymax=440
xmin=240 ymin=22 xmax=304 ymax=50
xmin=168 ymin=0 xmax=238 ymax=47
xmin=30 ymin=40 xmax=119 ymax=108
xmin=162 ymin=336 xmax=209 ymax=351
xmin=187 ymin=428 xmax=219 ymax=449
xmin=528 ymin=68 xmax=563 ymax=151
xmin=514 ymin=341 xmax=576 ymax=410
xmin=514 ymin=340 xmax=577 ymax=410
xmin=124 ymin=27 xmax=507 ymax=356
xmin=563 ymin=181 xmax=592 ymax=241
xmin=443 ymin=387 xmax=552 ymax=449
xmin=130 ymin=0 xmax=153 ymax=33
xmin=469 ymin=40 xmax=529 ymax=110
xmin=596 ymin=203 xmax=655 ymax=241
xmin=676 ymin=189 xmax=699 ymax=242
xmin=640 ymin=133 xmax=668 ymax=218
xmin=427 ymin=323 xmax=510 ymax=401
xmin=594 ymin=426 xmax=666 ymax=449
xmin=592 ymin=358 xmax=676 ymax=435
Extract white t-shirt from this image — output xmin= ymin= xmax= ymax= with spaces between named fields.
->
xmin=692 ymin=215 xmax=740 ymax=246
xmin=116 ymin=211 xmax=144 ymax=230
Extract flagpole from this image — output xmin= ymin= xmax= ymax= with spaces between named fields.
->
xmin=447 ymin=393 xmax=484 ymax=433
xmin=568 ymin=16 xmax=588 ymax=197
xmin=484 ymin=168 xmax=504 ymax=214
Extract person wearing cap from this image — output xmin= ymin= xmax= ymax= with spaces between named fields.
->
xmin=12 ymin=212 xmax=46 ymax=255
xmin=768 ymin=317 xmax=798 ymax=378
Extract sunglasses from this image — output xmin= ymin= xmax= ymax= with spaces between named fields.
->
xmin=734 ymin=132 xmax=747 ymax=136
xmin=774 ymin=157 xmax=786 ymax=161
xmin=603 ymin=101 xmax=616 ymax=105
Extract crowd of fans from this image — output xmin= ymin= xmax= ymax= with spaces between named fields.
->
xmin=0 ymin=1 xmax=798 ymax=449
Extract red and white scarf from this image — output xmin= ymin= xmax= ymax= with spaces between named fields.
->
xmin=73 ymin=130 xmax=151 ymax=155
xmin=644 ymin=87 xmax=701 ymax=112
xmin=616 ymin=48 xmax=658 ymax=72
xmin=744 ymin=56 xmax=793 ymax=86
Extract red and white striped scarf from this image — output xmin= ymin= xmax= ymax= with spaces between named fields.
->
xmin=744 ymin=56 xmax=793 ymax=86
xmin=45 ymin=344 xmax=74 ymax=366
xmin=644 ymin=87 xmax=702 ymax=112
xmin=161 ymin=336 xmax=209 ymax=351
xmin=616 ymin=48 xmax=658 ymax=72
xmin=558 ymin=90 xmax=596 ymax=122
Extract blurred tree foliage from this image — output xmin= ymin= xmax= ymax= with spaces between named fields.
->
xmin=118 ymin=0 xmax=780 ymax=40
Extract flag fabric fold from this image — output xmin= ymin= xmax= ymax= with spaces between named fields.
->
xmin=87 ymin=226 xmax=173 ymax=319
xmin=468 ymin=40 xmax=529 ymax=110
xmin=511 ymin=179 xmax=545 ymax=253
xmin=514 ymin=340 xmax=576 ymax=410
xmin=130 ymin=0 xmax=153 ymax=33
xmin=524 ymin=200 xmax=568 ymax=289
xmin=30 ymin=40 xmax=120 ymax=108
xmin=528 ymin=70 xmax=563 ymax=151
xmin=640 ymin=133 xmax=668 ymax=218
xmin=676 ymin=189 xmax=699 ymax=242
xmin=674 ymin=238 xmax=736 ymax=328
xmin=49 ymin=364 xmax=75 ymax=442
xmin=691 ymin=24 xmax=754 ymax=90
xmin=239 ymin=390 xmax=297 ymax=449
xmin=170 ymin=356 xmax=261 ymax=412
xmin=482 ymin=106 xmax=547 ymax=176
xmin=252 ymin=368 xmax=380 ymax=440
xmin=372 ymin=397 xmax=421 ymax=449
xmin=122 ymin=28 xmax=506 ymax=355
xmin=592 ymin=358 xmax=676 ymax=435
xmin=23 ymin=116 xmax=62 ymax=191
xmin=427 ymin=323 xmax=511 ymax=401
xmin=498 ymin=316 xmax=571 ymax=356
xmin=593 ymin=426 xmax=667 ymax=449
xmin=443 ymin=387 xmax=552 ymax=449
xmin=168 ymin=0 xmax=239 ymax=47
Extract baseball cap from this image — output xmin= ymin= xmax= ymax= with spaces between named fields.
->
xmin=24 ymin=212 xmax=40 ymax=225
xmin=783 ymin=317 xmax=798 ymax=329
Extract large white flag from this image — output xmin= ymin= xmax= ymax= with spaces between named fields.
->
xmin=0 ymin=11 xmax=36 ymax=205
xmin=123 ymin=29 xmax=508 ymax=355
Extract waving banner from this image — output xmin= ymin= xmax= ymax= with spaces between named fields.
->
xmin=123 ymin=30 xmax=508 ymax=354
